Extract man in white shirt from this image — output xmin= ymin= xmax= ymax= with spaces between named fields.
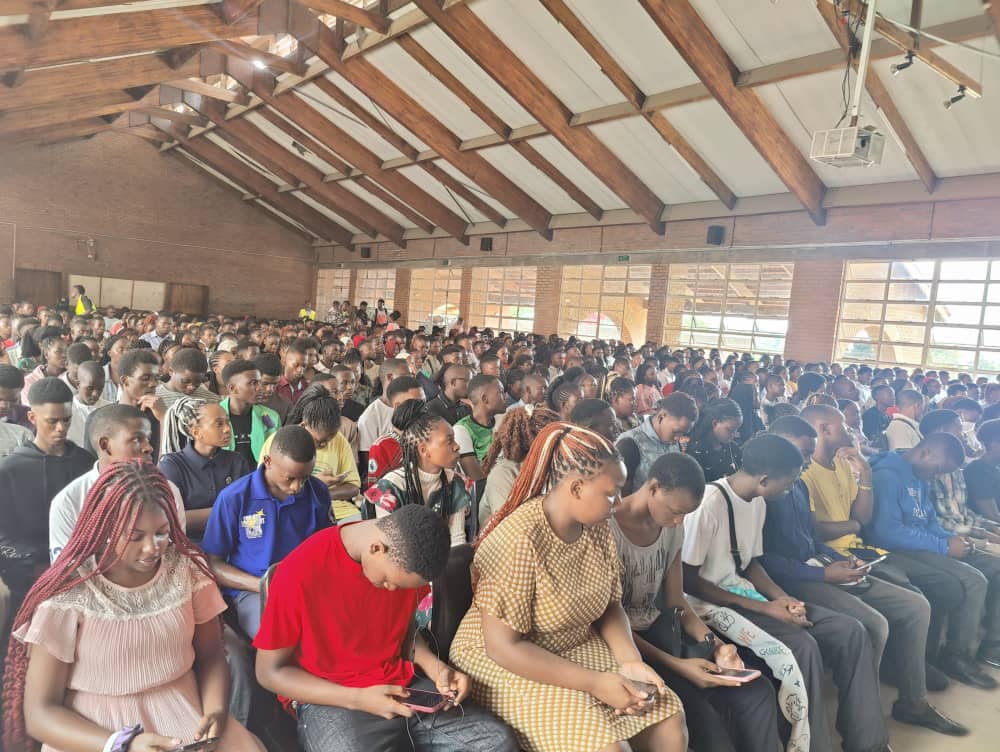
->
xmin=67 ymin=362 xmax=110 ymax=447
xmin=683 ymin=434 xmax=889 ymax=752
xmin=49 ymin=404 xmax=185 ymax=561
xmin=886 ymin=389 xmax=925 ymax=450
xmin=357 ymin=368 xmax=422 ymax=480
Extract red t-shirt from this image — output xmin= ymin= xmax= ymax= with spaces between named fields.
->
xmin=254 ymin=525 xmax=428 ymax=692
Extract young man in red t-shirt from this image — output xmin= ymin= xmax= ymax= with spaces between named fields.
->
xmin=254 ymin=505 xmax=517 ymax=752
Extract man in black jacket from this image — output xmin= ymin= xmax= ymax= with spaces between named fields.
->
xmin=0 ymin=378 xmax=92 ymax=624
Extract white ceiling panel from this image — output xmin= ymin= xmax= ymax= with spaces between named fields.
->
xmin=871 ymin=36 xmax=1000 ymax=177
xmin=179 ymin=150 xmax=251 ymax=195
xmin=664 ymin=101 xmax=788 ymax=197
xmin=755 ymin=67 xmax=918 ymax=187
xmin=244 ymin=111 xmax=342 ymax=175
xmin=291 ymin=84 xmax=408 ymax=162
xmin=876 ymin=0 xmax=986 ymax=27
xmin=688 ymin=0 xmax=838 ymax=70
xmin=254 ymin=202 xmax=314 ymax=238
xmin=567 ymin=0 xmax=702 ymax=94
xmin=430 ymin=159 xmax=520 ymax=219
xmin=591 ymin=118 xmax=718 ymax=204
xmin=339 ymin=180 xmax=418 ymax=229
xmin=397 ymin=164 xmax=492 ymax=224
xmin=366 ymin=41 xmax=495 ymax=140
xmin=313 ymin=72 xmax=431 ymax=153
xmin=472 ymin=0 xmax=628 ymax=112
xmin=528 ymin=135 xmax=629 ymax=210
xmin=409 ymin=24 xmax=538 ymax=131
xmin=204 ymin=131 xmax=285 ymax=187
xmin=296 ymin=192 xmax=363 ymax=235
xmin=480 ymin=144 xmax=586 ymax=215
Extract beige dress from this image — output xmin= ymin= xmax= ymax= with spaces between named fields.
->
xmin=15 ymin=548 xmax=261 ymax=751
xmin=449 ymin=497 xmax=681 ymax=752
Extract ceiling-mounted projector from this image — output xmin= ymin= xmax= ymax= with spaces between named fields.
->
xmin=810 ymin=125 xmax=885 ymax=168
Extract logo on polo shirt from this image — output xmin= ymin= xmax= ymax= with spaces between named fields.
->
xmin=241 ymin=510 xmax=266 ymax=539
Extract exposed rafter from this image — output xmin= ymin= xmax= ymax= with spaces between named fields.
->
xmin=293 ymin=12 xmax=553 ymax=238
xmin=411 ymin=0 xmax=666 ymax=234
xmin=644 ymin=112 xmax=737 ymax=210
xmin=988 ymin=0 xmax=1000 ymax=44
xmin=510 ymin=140 xmax=603 ymax=221
xmin=420 ymin=161 xmax=508 ymax=229
xmin=0 ymin=6 xmax=260 ymax=70
xmin=208 ymin=40 xmax=309 ymax=77
xmin=637 ymin=0 xmax=827 ymax=225
xmin=817 ymin=0 xmax=937 ymax=193
xmin=219 ymin=0 xmax=265 ymax=25
xmin=298 ymin=0 xmax=390 ymax=34
xmin=0 ymin=88 xmax=160 ymax=136
xmin=355 ymin=176 xmax=436 ymax=235
xmin=184 ymin=91 xmax=408 ymax=245
xmin=166 ymin=78 xmax=251 ymax=107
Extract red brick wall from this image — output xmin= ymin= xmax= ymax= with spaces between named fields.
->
xmin=0 ymin=133 xmax=315 ymax=317
xmin=646 ymin=264 xmax=669 ymax=345
xmin=534 ymin=266 xmax=562 ymax=334
xmin=784 ymin=260 xmax=845 ymax=363
xmin=394 ymin=269 xmax=412 ymax=324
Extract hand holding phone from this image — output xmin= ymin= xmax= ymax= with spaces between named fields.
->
xmin=400 ymin=688 xmax=451 ymax=713
xmin=178 ymin=739 xmax=221 ymax=752
xmin=858 ymin=554 xmax=888 ymax=570
xmin=712 ymin=668 xmax=762 ymax=684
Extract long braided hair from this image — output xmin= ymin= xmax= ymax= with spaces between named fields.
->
xmin=161 ymin=396 xmax=208 ymax=455
xmin=477 ymin=421 xmax=621 ymax=545
xmin=397 ymin=403 xmax=454 ymax=516
xmin=3 ymin=460 xmax=211 ymax=752
xmin=481 ymin=404 xmax=560 ymax=474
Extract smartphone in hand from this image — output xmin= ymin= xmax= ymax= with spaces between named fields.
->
xmin=179 ymin=739 xmax=220 ymax=752
xmin=401 ymin=688 xmax=451 ymax=713
xmin=713 ymin=668 xmax=762 ymax=684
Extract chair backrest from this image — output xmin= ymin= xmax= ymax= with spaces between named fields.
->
xmin=259 ymin=562 xmax=279 ymax=620
xmin=429 ymin=544 xmax=474 ymax=661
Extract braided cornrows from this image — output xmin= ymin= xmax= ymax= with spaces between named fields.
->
xmin=481 ymin=405 xmax=560 ymax=475
xmin=3 ymin=460 xmax=211 ymax=752
xmin=161 ymin=396 xmax=208 ymax=455
xmin=398 ymin=406 xmax=453 ymax=517
xmin=477 ymin=421 xmax=621 ymax=545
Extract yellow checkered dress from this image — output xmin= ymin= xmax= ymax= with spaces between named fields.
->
xmin=449 ymin=497 xmax=681 ymax=752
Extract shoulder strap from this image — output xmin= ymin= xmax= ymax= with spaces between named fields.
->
xmin=710 ymin=481 xmax=745 ymax=575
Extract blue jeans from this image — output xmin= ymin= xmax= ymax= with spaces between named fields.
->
xmin=233 ymin=590 xmax=262 ymax=639
xmin=297 ymin=677 xmax=517 ymax=752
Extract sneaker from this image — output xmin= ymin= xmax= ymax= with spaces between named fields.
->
xmin=978 ymin=641 xmax=1000 ymax=669
xmin=938 ymin=653 xmax=999 ymax=690
xmin=891 ymin=701 xmax=969 ymax=736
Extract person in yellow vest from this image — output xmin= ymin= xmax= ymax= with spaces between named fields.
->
xmin=298 ymin=301 xmax=316 ymax=321
xmin=70 ymin=285 xmax=95 ymax=316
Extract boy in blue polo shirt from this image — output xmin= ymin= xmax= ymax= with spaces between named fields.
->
xmin=202 ymin=424 xmax=331 ymax=639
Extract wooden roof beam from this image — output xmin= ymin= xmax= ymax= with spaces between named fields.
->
xmin=0 ymin=6 xmax=260 ymax=70
xmin=297 ymin=0 xmax=389 ymax=34
xmin=638 ymin=0 xmax=826 ymax=225
xmin=412 ymin=0 xmax=665 ymax=234
xmin=252 ymin=105 xmax=354 ymax=175
xmin=219 ymin=0 xmax=265 ymax=25
xmin=136 ymin=106 xmax=207 ymax=128
xmin=293 ymin=11 xmax=552 ymax=238
xmin=534 ymin=0 xmax=735 ymax=211
xmin=0 ymin=89 xmax=160 ymax=136
xmin=817 ymin=1 xmax=937 ymax=193
xmin=419 ymin=162 xmax=507 ymax=228
xmin=160 ymin=122 xmax=354 ymax=244
xmin=509 ymin=140 xmax=603 ymax=221
xmin=0 ymin=117 xmax=111 ymax=146
xmin=184 ymin=91 xmax=406 ymax=245
xmin=988 ymin=0 xmax=1000 ymax=45
xmin=167 ymin=78 xmax=251 ymax=107
xmin=208 ymin=40 xmax=309 ymax=77
xmin=238 ymin=67 xmax=470 ymax=241
xmin=354 ymin=175 xmax=436 ymax=235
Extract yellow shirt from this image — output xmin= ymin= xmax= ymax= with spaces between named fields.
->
xmin=259 ymin=431 xmax=361 ymax=521
xmin=801 ymin=457 xmax=884 ymax=556
xmin=298 ymin=308 xmax=316 ymax=320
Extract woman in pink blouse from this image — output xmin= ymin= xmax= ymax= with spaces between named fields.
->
xmin=635 ymin=361 xmax=662 ymax=417
xmin=4 ymin=460 xmax=263 ymax=752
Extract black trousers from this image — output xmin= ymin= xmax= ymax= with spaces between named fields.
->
xmin=640 ymin=617 xmax=780 ymax=752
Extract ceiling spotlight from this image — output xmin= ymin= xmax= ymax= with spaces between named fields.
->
xmin=944 ymin=85 xmax=967 ymax=110
xmin=890 ymin=51 xmax=915 ymax=76
xmin=252 ymin=59 xmax=267 ymax=70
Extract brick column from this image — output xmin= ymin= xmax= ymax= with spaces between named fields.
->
xmin=784 ymin=260 xmax=845 ymax=362
xmin=645 ymin=263 xmax=669 ymax=346
xmin=348 ymin=268 xmax=359 ymax=305
xmin=394 ymin=268 xmax=412 ymax=327
xmin=534 ymin=265 xmax=562 ymax=335
xmin=459 ymin=266 xmax=473 ymax=324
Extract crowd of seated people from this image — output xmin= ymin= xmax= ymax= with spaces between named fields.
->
xmin=2 ymin=288 xmax=1000 ymax=752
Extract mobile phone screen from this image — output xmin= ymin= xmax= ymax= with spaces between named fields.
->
xmin=715 ymin=668 xmax=762 ymax=682
xmin=180 ymin=738 xmax=220 ymax=752
xmin=401 ymin=689 xmax=450 ymax=712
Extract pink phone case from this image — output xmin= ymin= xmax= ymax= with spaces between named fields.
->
xmin=716 ymin=668 xmax=762 ymax=684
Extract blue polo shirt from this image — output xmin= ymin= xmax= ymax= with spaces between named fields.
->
xmin=201 ymin=465 xmax=331 ymax=597
xmin=158 ymin=443 xmax=251 ymax=512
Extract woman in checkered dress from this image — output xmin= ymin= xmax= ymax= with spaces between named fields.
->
xmin=449 ymin=423 xmax=686 ymax=752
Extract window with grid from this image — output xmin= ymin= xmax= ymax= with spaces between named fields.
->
xmin=836 ymin=259 xmax=1000 ymax=373
xmin=662 ymin=263 xmax=793 ymax=353
xmin=315 ymin=269 xmax=351 ymax=319
xmin=558 ymin=265 xmax=650 ymax=343
xmin=356 ymin=269 xmax=395 ymax=311
xmin=468 ymin=267 xmax=537 ymax=333
xmin=409 ymin=268 xmax=463 ymax=331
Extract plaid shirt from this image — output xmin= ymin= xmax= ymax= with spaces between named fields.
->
xmin=931 ymin=469 xmax=990 ymax=535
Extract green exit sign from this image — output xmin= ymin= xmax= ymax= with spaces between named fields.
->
xmin=617 ymin=255 xmax=630 ymax=263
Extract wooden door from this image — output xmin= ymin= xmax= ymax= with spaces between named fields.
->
xmin=15 ymin=268 xmax=62 ymax=307
xmin=166 ymin=282 xmax=208 ymax=315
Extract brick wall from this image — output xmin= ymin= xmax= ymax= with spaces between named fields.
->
xmin=459 ymin=267 xmax=473 ymax=324
xmin=784 ymin=260 xmax=845 ymax=363
xmin=394 ymin=269 xmax=412 ymax=325
xmin=534 ymin=266 xmax=562 ymax=334
xmin=0 ymin=133 xmax=315 ymax=317
xmin=645 ymin=264 xmax=669 ymax=345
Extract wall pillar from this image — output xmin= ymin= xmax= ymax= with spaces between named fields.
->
xmin=784 ymin=260 xmax=845 ymax=362
xmin=645 ymin=263 xmax=669 ymax=345
xmin=534 ymin=265 xmax=562 ymax=335
xmin=459 ymin=266 xmax=473 ymax=325
xmin=348 ymin=268 xmax=359 ymax=304
xmin=394 ymin=268 xmax=412 ymax=326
